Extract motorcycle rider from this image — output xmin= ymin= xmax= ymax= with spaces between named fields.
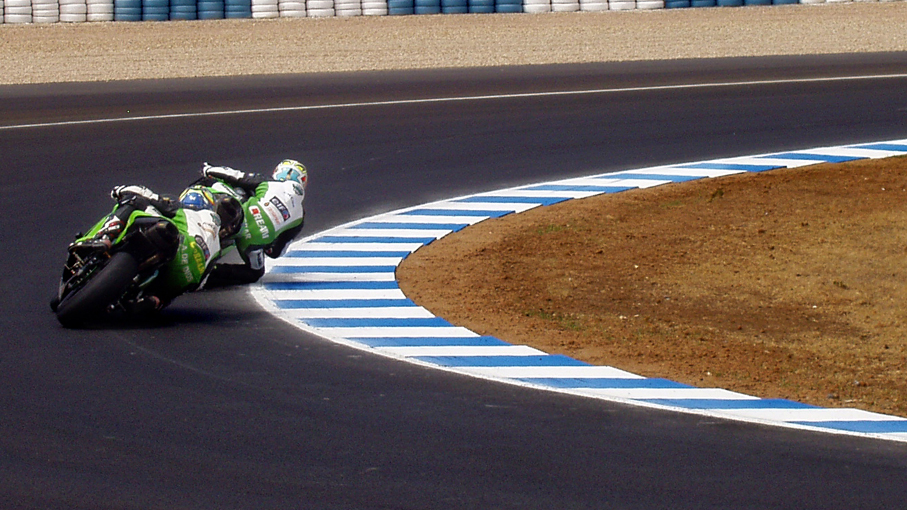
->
xmin=190 ymin=159 xmax=307 ymax=286
xmin=69 ymin=184 xmax=244 ymax=313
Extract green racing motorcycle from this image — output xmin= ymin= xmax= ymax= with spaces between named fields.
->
xmin=50 ymin=206 xmax=181 ymax=328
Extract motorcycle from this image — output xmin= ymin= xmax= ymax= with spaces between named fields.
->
xmin=51 ymin=205 xmax=180 ymax=328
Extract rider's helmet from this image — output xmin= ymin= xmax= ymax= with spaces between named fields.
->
xmin=214 ymin=195 xmax=244 ymax=239
xmin=273 ymin=159 xmax=307 ymax=189
xmin=179 ymin=185 xmax=215 ymax=211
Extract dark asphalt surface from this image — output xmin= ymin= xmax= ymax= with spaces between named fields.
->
xmin=2 ymin=53 xmax=907 ymax=509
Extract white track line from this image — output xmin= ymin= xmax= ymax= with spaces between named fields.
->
xmin=4 ymin=73 xmax=907 ymax=131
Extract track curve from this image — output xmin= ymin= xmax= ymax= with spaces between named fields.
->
xmin=255 ymin=139 xmax=907 ymax=442
xmin=3 ymin=54 xmax=907 ymax=509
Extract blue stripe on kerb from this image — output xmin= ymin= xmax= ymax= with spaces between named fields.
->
xmin=415 ymin=354 xmax=590 ymax=367
xmin=454 ymin=196 xmax=570 ymax=206
xmin=275 ymin=299 xmax=417 ymax=309
xmin=350 ymin=336 xmax=511 ymax=347
xmin=269 ymin=265 xmax=397 ymax=274
xmin=519 ymin=378 xmax=691 ymax=389
xmin=607 ymin=172 xmax=704 ymax=182
xmin=354 ymin=222 xmax=470 ymax=231
xmin=792 ymin=421 xmax=907 ymax=434
xmin=677 ymin=162 xmax=783 ymax=172
xmin=284 ymin=250 xmax=411 ymax=258
xmin=641 ymin=398 xmax=817 ymax=410
xmin=263 ymin=281 xmax=399 ymax=291
xmin=315 ymin=235 xmax=436 ymax=244
xmin=524 ymin=184 xmax=636 ymax=193
xmin=768 ymin=152 xmax=866 ymax=163
xmin=851 ymin=143 xmax=907 ymax=152
xmin=401 ymin=208 xmax=513 ymax=218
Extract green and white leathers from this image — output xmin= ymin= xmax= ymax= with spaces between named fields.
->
xmin=235 ymin=180 xmax=304 ymax=251
xmin=79 ymin=204 xmax=223 ymax=295
xmin=158 ymin=208 xmax=224 ymax=291
xmin=203 ymin=169 xmax=306 ymax=269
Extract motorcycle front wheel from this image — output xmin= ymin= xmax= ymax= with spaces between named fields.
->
xmin=55 ymin=251 xmax=139 ymax=328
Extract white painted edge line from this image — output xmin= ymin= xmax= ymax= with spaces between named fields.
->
xmin=5 ymin=72 xmax=907 ymax=132
xmin=249 ymin=138 xmax=907 ymax=443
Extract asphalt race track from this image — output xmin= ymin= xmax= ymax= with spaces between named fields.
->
xmin=2 ymin=53 xmax=907 ymax=509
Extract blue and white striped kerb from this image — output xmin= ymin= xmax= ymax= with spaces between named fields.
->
xmin=250 ymin=139 xmax=907 ymax=443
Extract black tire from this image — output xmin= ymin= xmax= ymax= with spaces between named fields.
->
xmin=55 ymin=252 xmax=139 ymax=328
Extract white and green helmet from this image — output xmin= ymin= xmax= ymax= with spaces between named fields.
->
xmin=272 ymin=159 xmax=307 ymax=189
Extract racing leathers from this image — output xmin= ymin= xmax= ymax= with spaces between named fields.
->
xmin=196 ymin=164 xmax=306 ymax=286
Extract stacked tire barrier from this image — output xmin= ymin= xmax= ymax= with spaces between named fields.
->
xmin=4 ymin=0 xmax=32 ymax=23
xmin=88 ymin=0 xmax=113 ymax=19
xmin=1 ymin=0 xmax=905 ymax=23
xmin=113 ymin=0 xmax=139 ymax=20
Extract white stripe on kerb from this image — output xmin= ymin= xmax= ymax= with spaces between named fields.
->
xmin=262 ymin=273 xmax=396 ymax=283
xmin=283 ymin=307 xmax=436 ymax=319
xmin=318 ymin=326 xmax=478 ymax=338
xmin=376 ymin=345 xmax=549 ymax=357
xmin=335 ymin=228 xmax=454 ymax=238
xmin=269 ymin=257 xmax=405 ymax=267
xmin=457 ymin=366 xmax=645 ymax=379
xmin=261 ymin=289 xmax=408 ymax=300
xmin=721 ymin=408 xmax=904 ymax=422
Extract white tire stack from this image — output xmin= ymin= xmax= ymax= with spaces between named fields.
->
xmin=87 ymin=0 xmax=113 ymax=20
xmin=579 ymin=0 xmax=607 ymax=9
xmin=636 ymin=0 xmax=663 ymax=7
xmin=335 ymin=0 xmax=361 ymax=15
xmin=550 ymin=0 xmax=579 ymax=10
xmin=361 ymin=0 xmax=386 ymax=13
xmin=32 ymin=0 xmax=59 ymax=23
xmin=278 ymin=0 xmax=306 ymax=15
xmin=61 ymin=0 xmax=89 ymax=21
xmin=252 ymin=0 xmax=279 ymax=16
xmin=608 ymin=0 xmax=635 ymax=8
xmin=523 ymin=0 xmax=550 ymax=12
xmin=5 ymin=0 xmax=33 ymax=22
xmin=306 ymin=0 xmax=334 ymax=16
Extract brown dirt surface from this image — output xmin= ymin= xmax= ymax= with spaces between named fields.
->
xmin=397 ymin=156 xmax=907 ymax=418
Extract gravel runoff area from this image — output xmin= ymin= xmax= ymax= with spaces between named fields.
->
xmin=1 ymin=3 xmax=907 ymax=85
xmin=399 ymin=157 xmax=907 ymax=418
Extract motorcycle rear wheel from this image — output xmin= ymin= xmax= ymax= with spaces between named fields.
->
xmin=55 ymin=252 xmax=139 ymax=328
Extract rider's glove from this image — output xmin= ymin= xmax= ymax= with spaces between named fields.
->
xmin=111 ymin=185 xmax=178 ymax=218
xmin=111 ymin=185 xmax=161 ymax=202
xmin=156 ymin=195 xmax=180 ymax=218
xmin=202 ymin=163 xmax=246 ymax=183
